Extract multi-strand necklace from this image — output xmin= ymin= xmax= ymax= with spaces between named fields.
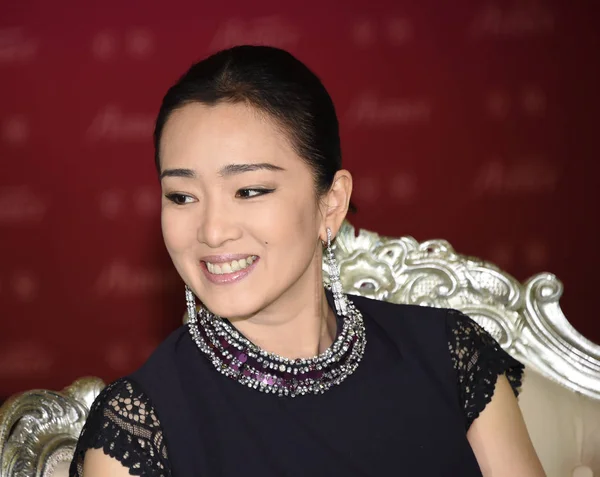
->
xmin=187 ymin=292 xmax=367 ymax=397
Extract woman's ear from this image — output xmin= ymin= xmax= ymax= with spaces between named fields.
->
xmin=320 ymin=170 xmax=353 ymax=240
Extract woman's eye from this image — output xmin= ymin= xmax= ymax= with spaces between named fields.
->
xmin=165 ymin=193 xmax=194 ymax=205
xmin=235 ymin=188 xmax=274 ymax=199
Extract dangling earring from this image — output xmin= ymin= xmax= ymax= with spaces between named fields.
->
xmin=326 ymin=227 xmax=348 ymax=317
xmin=185 ymin=285 xmax=197 ymax=322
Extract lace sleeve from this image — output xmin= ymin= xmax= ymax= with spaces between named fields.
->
xmin=69 ymin=377 xmax=171 ymax=476
xmin=446 ymin=308 xmax=524 ymax=430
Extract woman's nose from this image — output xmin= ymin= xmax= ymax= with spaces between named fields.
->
xmin=196 ymin=202 xmax=241 ymax=248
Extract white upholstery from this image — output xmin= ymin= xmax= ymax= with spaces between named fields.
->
xmin=519 ymin=367 xmax=600 ymax=476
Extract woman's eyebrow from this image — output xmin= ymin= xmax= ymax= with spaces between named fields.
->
xmin=218 ymin=163 xmax=285 ymax=177
xmin=159 ymin=163 xmax=285 ymax=181
xmin=160 ymin=168 xmax=196 ymax=180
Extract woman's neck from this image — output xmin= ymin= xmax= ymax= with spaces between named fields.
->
xmin=227 ymin=278 xmax=337 ymax=360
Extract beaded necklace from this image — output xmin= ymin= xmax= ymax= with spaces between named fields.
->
xmin=187 ymin=292 xmax=367 ymax=397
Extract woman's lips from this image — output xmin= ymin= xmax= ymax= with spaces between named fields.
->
xmin=200 ymin=257 xmax=259 ymax=284
xmin=201 ymin=253 xmax=256 ymax=263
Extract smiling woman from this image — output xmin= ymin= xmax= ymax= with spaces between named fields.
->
xmin=158 ymin=99 xmax=350 ymax=323
xmin=68 ymin=45 xmax=545 ymax=477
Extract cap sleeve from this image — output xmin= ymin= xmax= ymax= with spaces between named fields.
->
xmin=445 ymin=308 xmax=524 ymax=430
xmin=69 ymin=377 xmax=171 ymax=477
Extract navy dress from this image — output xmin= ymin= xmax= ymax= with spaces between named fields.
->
xmin=70 ymin=292 xmax=523 ymax=476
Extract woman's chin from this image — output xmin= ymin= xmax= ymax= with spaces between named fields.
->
xmin=202 ymin=301 xmax=256 ymax=320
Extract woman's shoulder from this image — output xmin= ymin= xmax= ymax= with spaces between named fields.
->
xmin=68 ymin=325 xmax=192 ymax=476
xmin=347 ymin=294 xmax=525 ymax=429
xmin=346 ymin=292 xmax=447 ymax=322
xmin=69 ymin=376 xmax=170 ymax=476
xmin=346 ymin=292 xmax=506 ymax=346
xmin=347 ymin=292 xmax=450 ymax=348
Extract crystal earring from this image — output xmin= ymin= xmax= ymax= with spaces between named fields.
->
xmin=326 ymin=227 xmax=348 ymax=317
xmin=185 ymin=285 xmax=198 ymax=323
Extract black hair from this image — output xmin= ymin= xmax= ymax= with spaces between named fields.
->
xmin=153 ymin=44 xmax=355 ymax=212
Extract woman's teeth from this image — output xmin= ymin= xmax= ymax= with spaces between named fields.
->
xmin=206 ymin=256 xmax=257 ymax=275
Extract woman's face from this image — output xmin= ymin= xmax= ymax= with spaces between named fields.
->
xmin=159 ymin=102 xmax=327 ymax=319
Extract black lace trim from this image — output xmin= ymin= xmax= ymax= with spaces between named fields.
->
xmin=446 ymin=308 xmax=524 ymax=430
xmin=69 ymin=378 xmax=171 ymax=477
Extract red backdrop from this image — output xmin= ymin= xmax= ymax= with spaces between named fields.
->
xmin=1 ymin=0 xmax=598 ymax=399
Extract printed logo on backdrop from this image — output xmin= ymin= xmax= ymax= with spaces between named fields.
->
xmin=95 ymin=261 xmax=180 ymax=296
xmin=523 ymin=239 xmax=549 ymax=268
xmin=353 ymin=173 xmax=418 ymax=205
xmin=98 ymin=187 xmax=159 ymax=219
xmin=0 ymin=341 xmax=53 ymax=378
xmin=352 ymin=176 xmax=382 ymax=204
xmin=488 ymin=239 xmax=549 ymax=270
xmin=0 ymin=270 xmax=39 ymax=302
xmin=488 ymin=242 xmax=515 ymax=269
xmin=389 ymin=172 xmax=418 ymax=204
xmin=346 ymin=93 xmax=432 ymax=126
xmin=470 ymin=1 xmax=555 ymax=38
xmin=0 ymin=186 xmax=46 ymax=223
xmin=209 ymin=16 xmax=300 ymax=50
xmin=11 ymin=270 xmax=39 ymax=302
xmin=86 ymin=105 xmax=154 ymax=141
xmin=352 ymin=17 xmax=413 ymax=48
xmin=92 ymin=28 xmax=155 ymax=60
xmin=473 ymin=157 xmax=560 ymax=196
xmin=486 ymin=87 xmax=547 ymax=119
xmin=0 ymin=27 xmax=38 ymax=63
xmin=2 ymin=115 xmax=29 ymax=145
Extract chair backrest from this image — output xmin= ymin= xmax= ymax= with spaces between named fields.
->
xmin=326 ymin=221 xmax=600 ymax=400
xmin=0 ymin=377 xmax=105 ymax=477
xmin=1 ymin=221 xmax=599 ymax=477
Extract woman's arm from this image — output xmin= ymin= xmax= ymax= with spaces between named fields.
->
xmin=467 ymin=375 xmax=545 ymax=477
xmin=82 ymin=449 xmax=133 ymax=476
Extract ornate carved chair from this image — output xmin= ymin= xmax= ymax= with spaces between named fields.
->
xmin=2 ymin=221 xmax=599 ymax=477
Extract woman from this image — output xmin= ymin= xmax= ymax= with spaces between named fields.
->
xmin=70 ymin=45 xmax=545 ymax=476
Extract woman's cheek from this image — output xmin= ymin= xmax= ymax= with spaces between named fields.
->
xmin=161 ymin=211 xmax=190 ymax=253
xmin=263 ymin=195 xmax=303 ymax=229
